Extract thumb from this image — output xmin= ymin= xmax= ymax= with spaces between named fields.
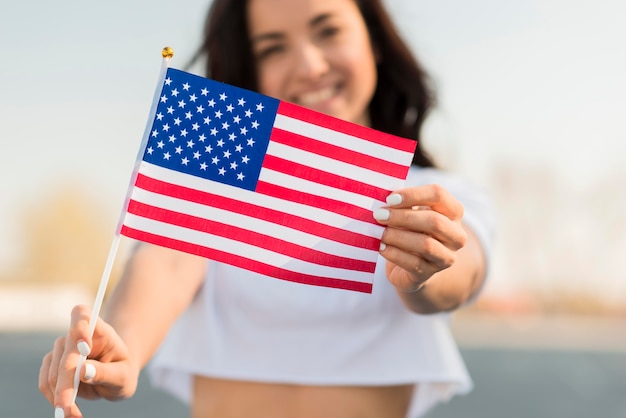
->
xmin=81 ymin=359 xmax=138 ymax=400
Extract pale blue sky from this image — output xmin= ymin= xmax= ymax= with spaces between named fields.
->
xmin=1 ymin=0 xmax=625 ymax=296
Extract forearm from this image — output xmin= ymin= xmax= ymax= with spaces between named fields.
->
xmin=102 ymin=244 xmax=207 ymax=371
xmin=397 ymin=225 xmax=486 ymax=314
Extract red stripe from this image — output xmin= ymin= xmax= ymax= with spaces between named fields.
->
xmin=255 ymin=180 xmax=377 ymax=225
xmin=261 ymin=155 xmax=391 ymax=202
xmin=120 ymin=225 xmax=374 ymax=293
xmin=127 ymin=200 xmax=376 ymax=272
xmin=277 ymin=101 xmax=417 ymax=154
xmin=134 ymin=173 xmax=380 ymax=251
xmin=270 ymin=128 xmax=410 ymax=179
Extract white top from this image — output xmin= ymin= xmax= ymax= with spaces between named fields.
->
xmin=148 ymin=166 xmax=495 ymax=417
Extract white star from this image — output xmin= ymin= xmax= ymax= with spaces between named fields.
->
xmin=204 ymin=116 xmax=211 ymax=125
xmin=160 ymin=95 xmax=168 ymax=103
xmin=169 ymin=135 xmax=176 ymax=143
xmin=181 ymin=129 xmax=188 ymax=137
xmin=156 ymin=112 xmax=164 ymax=121
xmin=251 ymin=121 xmax=259 ymax=129
xmin=201 ymin=88 xmax=209 ymax=96
xmin=192 ymin=123 xmax=200 ymax=131
xmin=217 ymin=139 xmax=225 ymax=147
xmin=165 ymin=77 xmax=172 ymax=85
xmin=185 ymin=111 xmax=193 ymax=120
xmin=171 ymin=88 xmax=179 ymax=97
xmin=175 ymin=146 xmax=183 ymax=154
xmin=256 ymin=103 xmax=265 ymax=111
xmin=223 ymin=150 xmax=232 ymax=158
xmin=238 ymin=98 xmax=246 ymax=106
xmin=162 ymin=123 xmax=170 ymax=132
xmin=199 ymin=134 xmax=206 ymax=142
xmin=182 ymin=82 xmax=190 ymax=91
xmin=219 ymin=92 xmax=227 ymax=101
xmin=196 ymin=105 xmax=204 ymax=113
xmin=233 ymin=115 xmax=241 ymax=124
xmin=205 ymin=145 xmax=213 ymax=153
xmin=226 ymin=104 xmax=234 ymax=112
xmin=174 ymin=117 xmax=182 ymax=126
xmin=178 ymin=100 xmax=186 ymax=108
xmin=237 ymin=172 xmax=245 ymax=181
xmin=247 ymin=138 xmax=255 ymax=146
xmin=187 ymin=139 xmax=195 ymax=148
xmin=215 ymin=110 xmax=222 ymax=119
xmin=212 ymin=156 xmax=219 ymax=164
xmin=222 ymin=121 xmax=230 ymax=130
xmin=230 ymin=161 xmax=238 ymax=170
xmin=218 ymin=167 xmax=226 ymax=175
xmin=167 ymin=106 xmax=174 ymax=114
xmin=200 ymin=162 xmax=208 ymax=170
xmin=229 ymin=133 xmax=236 ymax=141
xmin=189 ymin=94 xmax=197 ymax=102
xmin=151 ymin=130 xmax=158 ymax=138
xmin=208 ymin=99 xmax=216 ymax=107
xmin=245 ymin=109 xmax=253 ymax=118
xmin=210 ymin=128 xmax=218 ymax=136
xmin=242 ymin=155 xmax=250 ymax=164
xmin=147 ymin=147 xmax=154 ymax=155
xmin=240 ymin=127 xmax=248 ymax=135
xmin=235 ymin=144 xmax=243 ymax=152
xmin=182 ymin=157 xmax=189 ymax=165
xmin=163 ymin=151 xmax=171 ymax=160
xmin=193 ymin=151 xmax=201 ymax=159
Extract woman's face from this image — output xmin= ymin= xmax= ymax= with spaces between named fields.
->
xmin=247 ymin=0 xmax=378 ymax=126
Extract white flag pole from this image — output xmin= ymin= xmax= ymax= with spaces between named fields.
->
xmin=69 ymin=47 xmax=174 ymax=406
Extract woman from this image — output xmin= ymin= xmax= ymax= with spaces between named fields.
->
xmin=40 ymin=0 xmax=493 ymax=417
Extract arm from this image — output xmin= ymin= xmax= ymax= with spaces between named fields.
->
xmin=375 ymin=184 xmax=487 ymax=314
xmin=39 ymin=244 xmax=207 ymax=418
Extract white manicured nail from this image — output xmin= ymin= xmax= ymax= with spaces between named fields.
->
xmin=84 ymin=363 xmax=96 ymax=381
xmin=77 ymin=341 xmax=91 ymax=357
xmin=373 ymin=208 xmax=390 ymax=221
xmin=379 ymin=242 xmax=387 ymax=251
xmin=386 ymin=193 xmax=402 ymax=206
xmin=55 ymin=407 xmax=64 ymax=418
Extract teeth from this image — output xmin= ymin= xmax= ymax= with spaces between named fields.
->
xmin=297 ymin=87 xmax=335 ymax=106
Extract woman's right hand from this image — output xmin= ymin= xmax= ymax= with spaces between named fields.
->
xmin=39 ymin=304 xmax=139 ymax=418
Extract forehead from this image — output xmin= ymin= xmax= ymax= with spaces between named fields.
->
xmin=247 ymin=0 xmax=359 ymax=34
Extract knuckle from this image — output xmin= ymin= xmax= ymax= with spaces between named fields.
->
xmin=429 ymin=183 xmax=447 ymax=201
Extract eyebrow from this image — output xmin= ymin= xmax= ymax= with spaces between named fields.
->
xmin=250 ymin=13 xmax=333 ymax=44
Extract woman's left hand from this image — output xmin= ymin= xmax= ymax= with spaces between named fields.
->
xmin=373 ymin=184 xmax=467 ymax=293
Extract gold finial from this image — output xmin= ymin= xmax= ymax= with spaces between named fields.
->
xmin=161 ymin=46 xmax=174 ymax=59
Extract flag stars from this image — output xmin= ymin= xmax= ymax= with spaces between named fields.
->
xmin=182 ymin=82 xmax=191 ymax=91
xmin=189 ymin=94 xmax=197 ymax=102
xmin=240 ymin=127 xmax=248 ymax=135
xmin=147 ymin=147 xmax=154 ymax=155
xmin=210 ymin=128 xmax=218 ymax=136
xmin=171 ymin=88 xmax=179 ymax=97
xmin=235 ymin=144 xmax=243 ymax=152
xmin=156 ymin=112 xmax=164 ymax=121
xmin=204 ymin=116 xmax=211 ymax=125
xmin=187 ymin=139 xmax=195 ymax=148
xmin=208 ymin=99 xmax=216 ymax=107
xmin=256 ymin=103 xmax=265 ymax=111
xmin=219 ymin=92 xmax=227 ymax=101
xmin=215 ymin=110 xmax=223 ymax=119
xmin=242 ymin=155 xmax=250 ymax=164
xmin=251 ymin=121 xmax=259 ymax=129
xmin=238 ymin=98 xmax=246 ymax=106
xmin=212 ymin=156 xmax=220 ymax=165
xmin=223 ymin=150 xmax=232 ymax=159
xmin=160 ymin=95 xmax=168 ymax=103
xmin=164 ymin=77 xmax=172 ymax=85
xmin=192 ymin=123 xmax=200 ymax=131
xmin=169 ymin=135 xmax=177 ymax=143
xmin=181 ymin=129 xmax=188 ymax=137
xmin=226 ymin=104 xmax=234 ymax=112
xmin=167 ymin=106 xmax=174 ymax=114
xmin=200 ymin=162 xmax=208 ymax=170
xmin=217 ymin=139 xmax=225 ymax=147
xmin=205 ymin=145 xmax=213 ymax=153
xmin=151 ymin=130 xmax=158 ymax=138
xmin=193 ymin=151 xmax=201 ymax=159
xmin=237 ymin=173 xmax=245 ymax=181
xmin=229 ymin=133 xmax=236 ymax=141
xmin=185 ymin=111 xmax=193 ymax=120
xmin=247 ymin=138 xmax=255 ymax=146
xmin=162 ymin=123 xmax=170 ymax=132
xmin=182 ymin=157 xmax=189 ymax=165
xmin=218 ymin=167 xmax=226 ymax=175
xmin=163 ymin=152 xmax=171 ymax=160
xmin=222 ymin=121 xmax=230 ymax=130
xmin=201 ymin=88 xmax=209 ymax=96
xmin=199 ymin=134 xmax=206 ymax=142
xmin=175 ymin=146 xmax=183 ymax=154
xmin=245 ymin=109 xmax=253 ymax=118
xmin=174 ymin=117 xmax=182 ymax=126
xmin=233 ymin=115 xmax=241 ymax=124
xmin=230 ymin=161 xmax=238 ymax=170
xmin=196 ymin=105 xmax=204 ymax=113
xmin=178 ymin=100 xmax=186 ymax=108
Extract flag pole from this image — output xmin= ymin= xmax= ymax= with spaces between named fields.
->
xmin=69 ymin=47 xmax=174 ymax=406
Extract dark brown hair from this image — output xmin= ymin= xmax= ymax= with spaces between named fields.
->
xmin=189 ymin=0 xmax=436 ymax=167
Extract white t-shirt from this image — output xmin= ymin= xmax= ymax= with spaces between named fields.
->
xmin=148 ymin=166 xmax=495 ymax=417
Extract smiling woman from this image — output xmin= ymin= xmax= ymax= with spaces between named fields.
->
xmin=37 ymin=1 xmax=494 ymax=417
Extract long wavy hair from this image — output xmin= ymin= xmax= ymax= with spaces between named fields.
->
xmin=188 ymin=0 xmax=436 ymax=167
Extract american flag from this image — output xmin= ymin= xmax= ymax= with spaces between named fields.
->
xmin=120 ymin=68 xmax=417 ymax=293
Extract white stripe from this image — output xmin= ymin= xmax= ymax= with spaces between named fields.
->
xmin=130 ymin=187 xmax=378 ymax=262
xmin=138 ymin=162 xmax=384 ymax=239
xmin=123 ymin=213 xmax=374 ymax=284
xmin=259 ymin=169 xmax=381 ymax=211
xmin=274 ymin=113 xmax=414 ymax=165
xmin=266 ymin=141 xmax=407 ymax=190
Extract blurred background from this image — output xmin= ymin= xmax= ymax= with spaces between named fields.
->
xmin=1 ymin=0 xmax=625 ymax=417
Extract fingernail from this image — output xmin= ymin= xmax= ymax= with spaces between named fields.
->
xmin=386 ymin=193 xmax=402 ymax=206
xmin=379 ymin=242 xmax=387 ymax=251
xmin=84 ymin=363 xmax=96 ymax=381
xmin=55 ymin=407 xmax=64 ymax=418
xmin=373 ymin=208 xmax=390 ymax=221
xmin=77 ymin=340 xmax=91 ymax=357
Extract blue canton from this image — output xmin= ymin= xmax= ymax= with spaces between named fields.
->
xmin=143 ymin=68 xmax=280 ymax=191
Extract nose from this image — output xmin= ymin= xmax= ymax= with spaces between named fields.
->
xmin=292 ymin=41 xmax=329 ymax=81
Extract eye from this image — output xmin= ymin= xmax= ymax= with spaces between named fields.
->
xmin=318 ymin=25 xmax=340 ymax=39
xmin=255 ymin=44 xmax=285 ymax=61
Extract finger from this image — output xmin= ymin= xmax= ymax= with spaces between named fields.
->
xmin=384 ymin=185 xmax=464 ymax=220
xmin=39 ymin=351 xmax=54 ymax=405
xmin=381 ymin=231 xmax=456 ymax=272
xmin=69 ymin=305 xmax=93 ymax=356
xmin=376 ymin=209 xmax=466 ymax=250
xmin=80 ymin=359 xmax=137 ymax=400
xmin=44 ymin=337 xmax=66 ymax=402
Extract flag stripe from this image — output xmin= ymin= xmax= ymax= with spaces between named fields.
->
xmin=134 ymin=168 xmax=382 ymax=249
xmin=122 ymin=225 xmax=373 ymax=293
xmin=261 ymin=154 xmax=391 ymax=202
xmin=270 ymin=127 xmax=410 ymax=179
xmin=121 ymin=217 xmax=375 ymax=287
xmin=127 ymin=200 xmax=377 ymax=272
xmin=255 ymin=180 xmax=377 ymax=225
xmin=276 ymin=101 xmax=417 ymax=154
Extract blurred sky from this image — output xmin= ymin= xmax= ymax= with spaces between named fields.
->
xmin=1 ymin=0 xmax=625 ymax=295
